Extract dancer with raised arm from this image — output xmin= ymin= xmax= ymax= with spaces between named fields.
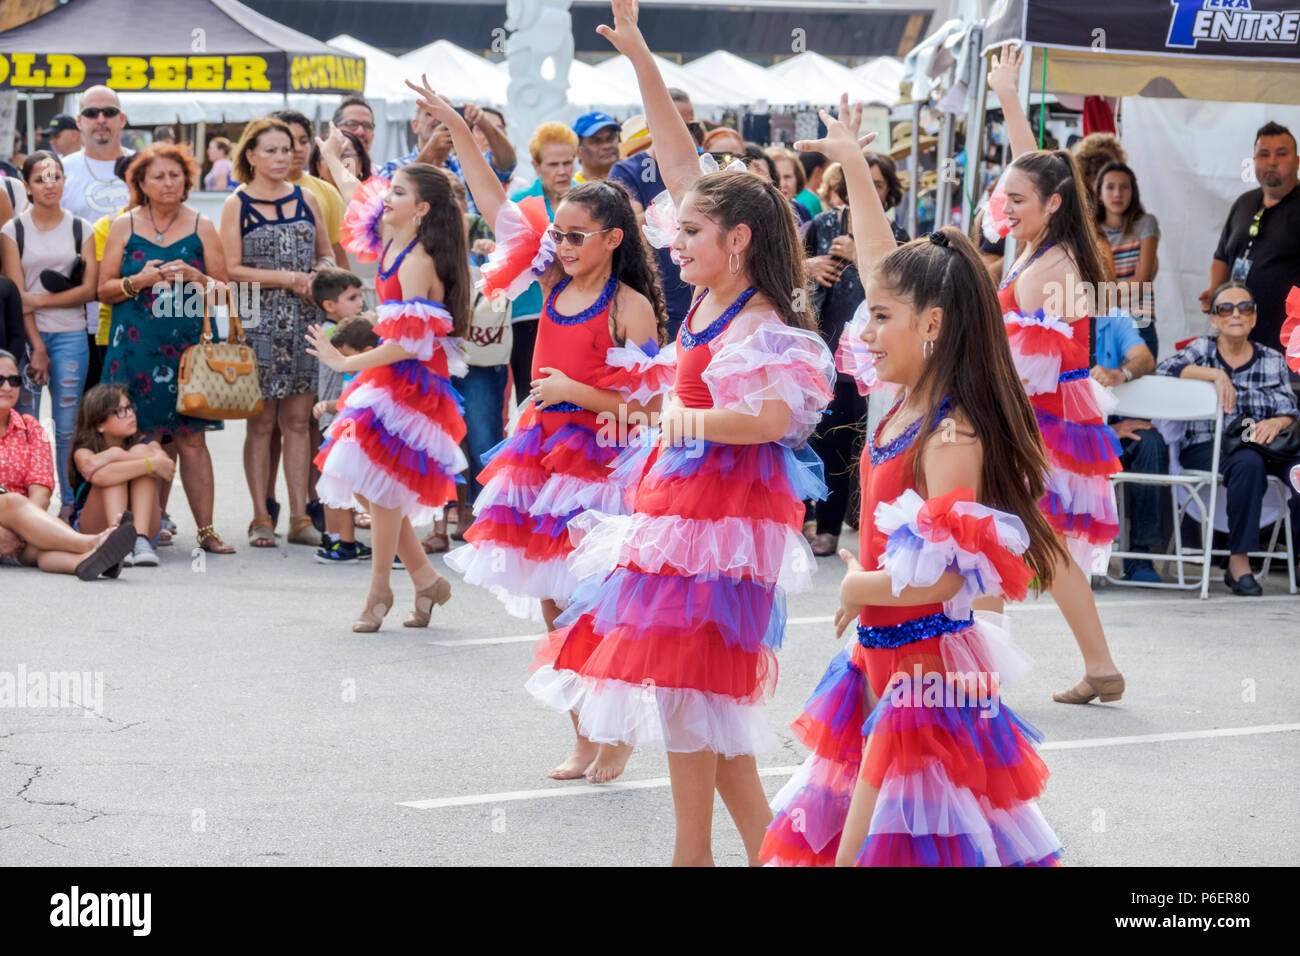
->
xmin=760 ymin=97 xmax=1067 ymax=866
xmin=511 ymin=0 xmax=835 ymax=865
xmin=309 ymin=132 xmax=471 ymax=632
xmin=406 ymin=79 xmax=674 ymax=784
xmin=984 ymin=45 xmax=1126 ymax=705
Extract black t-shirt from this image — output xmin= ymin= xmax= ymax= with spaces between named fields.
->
xmin=0 ymin=276 xmax=24 ymax=358
xmin=607 ymin=153 xmax=693 ymax=339
xmin=1213 ymin=184 xmax=1300 ymax=350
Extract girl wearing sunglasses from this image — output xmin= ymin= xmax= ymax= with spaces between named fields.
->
xmin=407 ymin=77 xmax=673 ymax=785
xmin=69 ymin=384 xmax=173 ymax=567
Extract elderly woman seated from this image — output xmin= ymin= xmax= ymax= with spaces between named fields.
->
xmin=1156 ymin=283 xmax=1300 ymax=595
xmin=0 ymin=349 xmax=136 ymax=578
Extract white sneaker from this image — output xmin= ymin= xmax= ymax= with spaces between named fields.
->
xmin=130 ymin=535 xmax=159 ymax=567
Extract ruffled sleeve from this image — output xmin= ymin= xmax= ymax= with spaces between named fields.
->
xmin=836 ymin=302 xmax=884 ymax=396
xmin=641 ymin=152 xmax=749 ymax=251
xmin=980 ymin=167 xmax=1013 ymax=243
xmin=701 ymin=311 xmax=836 ymax=447
xmin=1282 ymin=286 xmax=1300 ymax=374
xmin=480 ymin=196 xmax=555 ymax=302
xmin=340 ymin=176 xmax=390 ymax=262
xmin=1004 ymin=309 xmax=1087 ymax=395
xmin=592 ymin=340 xmax=678 ymax=404
xmin=373 ymin=298 xmax=465 ymax=374
xmin=874 ymin=488 xmax=1035 ymax=620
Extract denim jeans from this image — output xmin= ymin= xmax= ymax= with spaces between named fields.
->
xmin=16 ymin=330 xmax=89 ymax=507
xmin=453 ymin=364 xmax=508 ymax=504
xmin=1118 ymin=424 xmax=1170 ymax=573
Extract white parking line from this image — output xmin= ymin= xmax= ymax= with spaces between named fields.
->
xmin=426 ymin=594 xmax=1300 ymax=647
xmin=398 ymin=723 xmax=1300 ymax=809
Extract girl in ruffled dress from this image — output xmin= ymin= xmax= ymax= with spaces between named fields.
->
xmin=406 ymin=79 xmax=674 ymax=783
xmin=760 ymin=99 xmax=1068 ymax=866
xmin=983 ymin=46 xmax=1126 ymax=705
xmin=522 ymin=1 xmax=837 ymax=865
xmin=308 ymin=133 xmax=473 ymax=632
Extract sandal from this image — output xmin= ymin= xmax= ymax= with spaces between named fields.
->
xmin=157 ymin=527 xmax=174 ymax=547
xmin=353 ymin=585 xmax=395 ymax=633
xmin=248 ymin=515 xmax=276 ymax=548
xmin=354 ymin=510 xmax=372 ymax=529
xmin=801 ymin=519 xmax=817 ymax=544
xmin=288 ymin=514 xmax=322 ymax=546
xmin=266 ymin=497 xmax=281 ymax=534
xmin=76 ymin=512 xmax=137 ymax=581
xmin=811 ymin=533 xmax=839 ymax=557
xmin=197 ymin=525 xmax=235 ymax=554
xmin=404 ymin=575 xmax=452 ymax=628
xmin=421 ymin=516 xmax=450 ymax=554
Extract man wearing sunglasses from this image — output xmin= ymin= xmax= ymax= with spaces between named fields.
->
xmin=60 ymin=86 xmax=133 ymax=390
xmin=1201 ymin=121 xmax=1300 ymax=352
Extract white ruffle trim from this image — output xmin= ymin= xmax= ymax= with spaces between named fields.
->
xmin=837 ymin=303 xmax=884 ymax=396
xmin=640 ymin=153 xmax=748 ymax=250
xmin=565 ymin=510 xmax=818 ymax=592
xmin=702 ymin=311 xmax=836 ymax=447
xmin=939 ymin=611 xmax=1034 ymax=693
xmin=333 ymin=382 xmax=468 ymax=475
xmin=601 ymin=341 xmax=678 ymax=404
xmin=443 ymin=542 xmax=577 ymax=620
xmin=874 ymin=490 xmax=1030 ymax=620
xmin=526 ymin=670 xmax=779 ymax=758
xmin=480 ymin=199 xmax=556 ymax=302
xmin=373 ymin=299 xmax=458 ymax=365
xmin=316 ymin=443 xmax=439 ymax=526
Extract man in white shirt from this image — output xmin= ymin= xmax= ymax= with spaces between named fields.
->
xmin=59 ymin=85 xmax=132 ymax=387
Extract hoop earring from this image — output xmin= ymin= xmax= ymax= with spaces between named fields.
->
xmin=728 ymin=252 xmax=740 ymax=275
xmin=923 ymin=340 xmax=934 ymax=360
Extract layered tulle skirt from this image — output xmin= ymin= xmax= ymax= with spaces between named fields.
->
xmin=1005 ymin=310 xmax=1121 ymax=571
xmin=525 ymin=434 xmax=826 ymax=757
xmin=760 ymin=611 xmax=1063 ymax=866
xmin=314 ymin=300 xmax=467 ymax=526
xmin=444 ymin=403 xmax=624 ymax=621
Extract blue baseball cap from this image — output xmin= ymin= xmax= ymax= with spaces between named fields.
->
xmin=573 ymin=112 xmax=621 ymax=139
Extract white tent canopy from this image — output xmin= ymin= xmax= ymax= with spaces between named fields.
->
xmin=327 ymin=34 xmax=416 ymax=104
xmin=593 ymin=53 xmax=725 ymax=111
xmin=682 ymin=50 xmax=779 ymax=110
xmin=851 ymin=57 xmax=905 ymax=107
xmin=400 ymin=39 xmax=509 ymax=107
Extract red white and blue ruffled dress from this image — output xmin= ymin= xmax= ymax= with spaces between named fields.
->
xmin=759 ymin=397 xmax=1063 ymax=866
xmin=315 ymin=191 xmax=469 ymax=525
xmin=998 ymin=247 xmax=1121 ymax=572
xmin=444 ymin=197 xmax=675 ymax=621
xmin=525 ymin=293 xmax=836 ymax=757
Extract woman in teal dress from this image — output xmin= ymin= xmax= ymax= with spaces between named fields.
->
xmin=97 ymin=143 xmax=235 ymax=553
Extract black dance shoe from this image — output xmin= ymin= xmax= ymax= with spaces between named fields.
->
xmin=1224 ymin=569 xmax=1263 ymax=596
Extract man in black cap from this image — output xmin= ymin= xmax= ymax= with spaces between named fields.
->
xmin=44 ymin=115 xmax=82 ymax=157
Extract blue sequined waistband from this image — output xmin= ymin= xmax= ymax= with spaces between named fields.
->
xmin=1058 ymin=367 xmax=1089 ymax=383
xmin=538 ymin=401 xmax=585 ymax=412
xmin=857 ymin=612 xmax=973 ymax=649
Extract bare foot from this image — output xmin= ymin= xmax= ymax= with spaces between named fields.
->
xmin=585 ymin=743 xmax=632 ymax=784
xmin=548 ymin=740 xmax=599 ymax=780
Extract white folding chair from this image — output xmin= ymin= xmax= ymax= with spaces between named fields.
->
xmin=1179 ymin=469 xmax=1298 ymax=595
xmin=1106 ymin=377 xmax=1221 ymax=599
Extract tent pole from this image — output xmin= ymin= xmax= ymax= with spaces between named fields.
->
xmin=25 ymin=93 xmax=35 ymax=155
xmin=936 ymin=112 xmax=952 ymax=230
xmin=908 ymin=99 xmax=920 ymax=239
xmin=195 ymin=121 xmax=207 ymax=176
xmin=961 ymin=26 xmax=986 ymax=236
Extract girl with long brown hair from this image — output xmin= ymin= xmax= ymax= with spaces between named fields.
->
xmin=760 ymin=97 xmax=1067 ymax=867
xmin=987 ymin=45 xmax=1126 ymax=706
xmin=308 ymin=130 xmax=472 ymax=633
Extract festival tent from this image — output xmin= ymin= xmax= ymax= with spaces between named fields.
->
xmin=0 ymin=0 xmax=365 ymax=94
xmin=851 ymin=57 xmax=906 ymax=106
xmin=977 ymin=0 xmax=1300 ymax=353
xmin=399 ymin=39 xmax=509 ymax=107
xmin=489 ymin=56 xmax=643 ymax=115
xmin=681 ymin=50 xmax=781 ymax=108
xmin=593 ymin=53 xmax=727 ymax=111
xmin=764 ymin=51 xmax=859 ymax=106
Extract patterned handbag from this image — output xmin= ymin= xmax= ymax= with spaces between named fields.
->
xmin=176 ymin=287 xmax=264 ymax=420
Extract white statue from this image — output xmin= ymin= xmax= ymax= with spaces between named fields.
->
xmin=505 ymin=0 xmax=574 ymax=183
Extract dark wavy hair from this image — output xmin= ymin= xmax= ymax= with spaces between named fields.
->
xmin=308 ymin=128 xmax=371 ymax=182
xmin=395 ymin=162 xmax=471 ymax=337
xmin=125 ymin=142 xmax=200 ymax=207
xmin=1010 ymin=149 xmax=1109 ymax=292
xmin=558 ymin=181 xmax=668 ymax=346
xmin=69 ymin=384 xmax=145 ymax=484
xmin=686 ymin=170 xmax=814 ymax=331
xmin=1093 ymin=161 xmax=1146 ymax=237
xmin=871 ymin=227 xmax=1068 ymax=591
xmin=21 ymin=150 xmax=65 ymax=199
xmin=864 ymin=151 xmax=904 ymax=211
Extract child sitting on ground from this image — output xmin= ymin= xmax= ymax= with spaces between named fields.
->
xmin=312 ymin=306 xmax=380 ymax=564
xmin=70 ymin=384 xmax=174 ymax=567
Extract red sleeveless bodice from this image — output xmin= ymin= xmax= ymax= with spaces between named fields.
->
xmin=531 ymin=281 xmax=616 ymax=385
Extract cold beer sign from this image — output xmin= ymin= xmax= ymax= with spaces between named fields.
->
xmin=0 ymin=52 xmax=365 ymax=93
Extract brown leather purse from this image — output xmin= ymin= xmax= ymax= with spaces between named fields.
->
xmin=176 ymin=287 xmax=264 ymax=420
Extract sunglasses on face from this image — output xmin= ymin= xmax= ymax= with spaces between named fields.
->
xmin=81 ymin=107 xmax=121 ymax=119
xmin=0 ymin=374 xmax=23 ymax=388
xmin=547 ymin=227 xmax=612 ymax=248
xmin=1214 ymin=301 xmax=1256 ymax=316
